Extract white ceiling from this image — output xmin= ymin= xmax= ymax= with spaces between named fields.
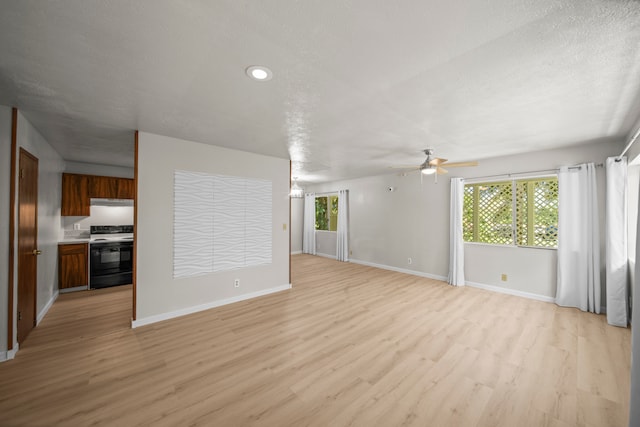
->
xmin=1 ymin=1 xmax=640 ymax=183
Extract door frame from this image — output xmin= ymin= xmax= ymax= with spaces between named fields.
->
xmin=7 ymin=108 xmax=17 ymax=351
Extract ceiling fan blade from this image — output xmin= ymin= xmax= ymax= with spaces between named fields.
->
xmin=436 ymin=167 xmax=448 ymax=175
xmin=429 ymin=157 xmax=448 ymax=166
xmin=441 ymin=161 xmax=478 ymax=168
xmin=388 ymin=165 xmax=421 ymax=169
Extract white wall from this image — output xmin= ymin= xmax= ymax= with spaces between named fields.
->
xmin=628 ymin=158 xmax=640 ymax=427
xmin=136 ymin=132 xmax=290 ymax=324
xmin=0 ymin=106 xmax=12 ymax=357
xmin=61 ymin=206 xmax=134 ymax=236
xmin=291 ymin=198 xmax=303 ymax=254
xmin=301 ymin=139 xmax=623 ymax=299
xmin=15 ymin=112 xmax=65 ymax=326
xmin=65 ymin=160 xmax=134 ymax=179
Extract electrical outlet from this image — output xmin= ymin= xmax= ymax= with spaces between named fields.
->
xmin=501 ymin=274 xmax=507 ymax=282
xmin=234 ymin=279 xmax=240 ymax=288
xmin=408 ymin=257 xmax=412 ymax=265
xmin=349 ymin=250 xmax=352 ymax=256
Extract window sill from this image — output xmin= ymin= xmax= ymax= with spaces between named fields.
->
xmin=315 ymin=230 xmax=337 ymax=234
xmin=464 ymin=242 xmax=557 ymax=251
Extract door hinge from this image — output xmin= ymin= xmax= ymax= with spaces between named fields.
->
xmin=19 ymin=169 xmax=23 ymax=179
xmin=18 ymin=311 xmax=22 ymax=321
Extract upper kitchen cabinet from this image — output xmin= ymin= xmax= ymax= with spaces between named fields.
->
xmin=61 ymin=173 xmax=135 ymax=216
xmin=116 ymin=178 xmax=135 ymax=199
xmin=90 ymin=175 xmax=134 ymax=199
xmin=61 ymin=173 xmax=90 ymax=216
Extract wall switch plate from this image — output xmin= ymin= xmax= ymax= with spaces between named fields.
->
xmin=501 ymin=274 xmax=508 ymax=281
xmin=73 ymin=223 xmax=80 ymax=230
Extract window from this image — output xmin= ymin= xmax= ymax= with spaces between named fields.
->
xmin=463 ymin=177 xmax=558 ymax=248
xmin=315 ymin=195 xmax=338 ymax=231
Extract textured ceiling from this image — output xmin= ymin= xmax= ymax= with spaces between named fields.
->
xmin=1 ymin=1 xmax=640 ymax=183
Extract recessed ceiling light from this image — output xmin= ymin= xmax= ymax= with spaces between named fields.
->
xmin=246 ymin=65 xmax=273 ymax=81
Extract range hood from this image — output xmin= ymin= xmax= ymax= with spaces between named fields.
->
xmin=90 ymin=198 xmax=134 ymax=207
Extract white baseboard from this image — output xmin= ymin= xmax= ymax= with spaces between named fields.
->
xmin=349 ymin=258 xmax=554 ymax=303
xmin=465 ymin=280 xmax=556 ymax=303
xmin=37 ymin=290 xmax=59 ymax=325
xmin=316 ymin=252 xmax=337 ymax=260
xmin=132 ymin=283 xmax=292 ymax=328
xmin=349 ymin=258 xmax=448 ymax=282
xmin=291 ymin=251 xmax=302 ymax=255
xmin=0 ymin=344 xmax=19 ymax=363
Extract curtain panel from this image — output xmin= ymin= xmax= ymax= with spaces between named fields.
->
xmin=606 ymin=157 xmax=629 ymax=326
xmin=448 ymin=177 xmax=465 ymax=286
xmin=336 ymin=189 xmax=349 ymax=262
xmin=556 ymin=163 xmax=601 ymax=313
xmin=302 ymin=193 xmax=316 ymax=255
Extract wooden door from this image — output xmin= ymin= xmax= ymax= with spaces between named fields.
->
xmin=17 ymin=149 xmax=39 ymax=344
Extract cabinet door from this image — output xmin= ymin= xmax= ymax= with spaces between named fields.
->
xmin=90 ymin=176 xmax=119 ymax=198
xmin=117 ymin=178 xmax=135 ymax=199
xmin=61 ymin=173 xmax=90 ymax=216
xmin=58 ymin=243 xmax=88 ymax=289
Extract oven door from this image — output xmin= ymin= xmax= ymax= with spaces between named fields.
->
xmin=90 ymin=241 xmax=133 ymax=289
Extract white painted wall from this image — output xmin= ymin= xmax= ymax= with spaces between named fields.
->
xmin=316 ymin=231 xmax=337 ymax=258
xmin=61 ymin=206 xmax=134 ymax=237
xmin=136 ymin=132 xmax=290 ymax=324
xmin=65 ymin=160 xmax=134 ymax=179
xmin=15 ymin=112 xmax=65 ymax=327
xmin=627 ymin=158 xmax=640 ymax=427
xmin=0 ymin=106 xmax=12 ymax=357
xmin=291 ymin=198 xmax=303 ymax=254
xmin=301 ymin=139 xmax=623 ymax=299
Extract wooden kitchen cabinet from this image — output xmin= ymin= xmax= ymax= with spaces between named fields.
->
xmin=90 ymin=175 xmax=134 ymax=199
xmin=61 ymin=173 xmax=134 ymax=216
xmin=116 ymin=178 xmax=135 ymax=199
xmin=61 ymin=173 xmax=90 ymax=216
xmin=58 ymin=243 xmax=88 ymax=289
xmin=90 ymin=175 xmax=120 ymax=198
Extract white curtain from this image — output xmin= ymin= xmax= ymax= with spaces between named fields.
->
xmin=556 ymin=163 xmax=601 ymax=313
xmin=606 ymin=157 xmax=628 ymax=326
xmin=336 ymin=189 xmax=349 ymax=262
xmin=302 ymin=193 xmax=316 ymax=255
xmin=448 ymin=178 xmax=465 ymax=286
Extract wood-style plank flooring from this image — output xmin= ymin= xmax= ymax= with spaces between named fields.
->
xmin=0 ymin=255 xmax=631 ymax=426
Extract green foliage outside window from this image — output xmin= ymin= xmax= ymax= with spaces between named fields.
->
xmin=463 ymin=178 xmax=558 ymax=248
xmin=315 ymin=195 xmax=339 ymax=231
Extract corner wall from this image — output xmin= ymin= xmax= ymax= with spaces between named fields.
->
xmin=135 ymin=132 xmax=290 ymax=324
xmin=15 ymin=112 xmax=65 ymax=323
xmin=302 ymin=139 xmax=622 ymax=300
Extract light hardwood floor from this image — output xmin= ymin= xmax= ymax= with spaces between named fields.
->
xmin=0 ymin=255 xmax=631 ymax=426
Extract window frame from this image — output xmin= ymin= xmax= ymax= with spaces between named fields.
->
xmin=463 ymin=174 xmax=558 ymax=250
xmin=315 ymin=194 xmax=339 ymax=232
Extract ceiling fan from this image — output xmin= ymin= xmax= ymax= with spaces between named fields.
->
xmin=392 ymin=148 xmax=478 ymax=177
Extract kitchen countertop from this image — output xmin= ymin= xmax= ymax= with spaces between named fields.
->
xmin=58 ymin=239 xmax=90 ymax=245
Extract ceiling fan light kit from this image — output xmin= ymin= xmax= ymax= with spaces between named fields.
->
xmin=391 ymin=148 xmax=478 ymax=181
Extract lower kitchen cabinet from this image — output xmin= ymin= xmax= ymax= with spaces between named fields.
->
xmin=58 ymin=243 xmax=88 ymax=290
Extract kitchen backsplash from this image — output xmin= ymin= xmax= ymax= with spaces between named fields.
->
xmin=61 ymin=206 xmax=134 ymax=232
